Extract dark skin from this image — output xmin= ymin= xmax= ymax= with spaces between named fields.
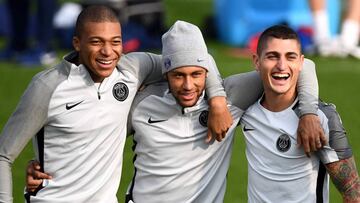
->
xmin=297 ymin=114 xmax=326 ymax=156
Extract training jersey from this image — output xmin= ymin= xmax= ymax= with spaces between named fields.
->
xmin=126 ymin=83 xmax=243 ymax=203
xmin=0 ymin=52 xmax=225 ymax=203
xmin=125 ymin=59 xmax=320 ymax=203
xmin=0 ymin=52 xmax=161 ymax=203
xmin=241 ymin=99 xmax=353 ymax=203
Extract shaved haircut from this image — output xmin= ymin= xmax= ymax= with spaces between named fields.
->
xmin=75 ymin=5 xmax=120 ymax=37
xmin=257 ymin=25 xmax=301 ymax=55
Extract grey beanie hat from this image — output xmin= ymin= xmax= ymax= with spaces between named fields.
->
xmin=161 ymin=20 xmax=209 ymax=74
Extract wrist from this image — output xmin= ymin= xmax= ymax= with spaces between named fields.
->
xmin=208 ymin=96 xmax=227 ymax=108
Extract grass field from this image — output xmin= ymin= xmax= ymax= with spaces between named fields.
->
xmin=1 ymin=0 xmax=359 ymax=202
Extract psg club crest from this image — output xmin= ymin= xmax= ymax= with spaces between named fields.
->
xmin=199 ymin=110 xmax=208 ymax=127
xmin=276 ymin=134 xmax=291 ymax=152
xmin=113 ymin=82 xmax=129 ymax=101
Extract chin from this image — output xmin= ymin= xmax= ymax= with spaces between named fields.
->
xmin=180 ymin=101 xmax=196 ymax=108
xmin=270 ymin=85 xmax=291 ymax=94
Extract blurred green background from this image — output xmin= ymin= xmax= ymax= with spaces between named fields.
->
xmin=0 ymin=0 xmax=359 ymax=202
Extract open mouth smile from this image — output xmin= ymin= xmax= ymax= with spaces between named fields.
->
xmin=272 ymin=73 xmax=290 ymax=80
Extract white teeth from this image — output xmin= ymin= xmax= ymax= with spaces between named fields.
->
xmin=97 ymin=60 xmax=112 ymax=64
xmin=272 ymin=73 xmax=289 ymax=78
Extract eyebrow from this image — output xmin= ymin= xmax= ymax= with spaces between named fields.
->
xmin=88 ymin=35 xmax=122 ymax=40
xmin=265 ymin=51 xmax=299 ymax=57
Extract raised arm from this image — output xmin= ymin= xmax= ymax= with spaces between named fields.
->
xmin=205 ymin=54 xmax=232 ymax=142
xmin=297 ymin=58 xmax=319 ymax=115
xmin=296 ymin=59 xmax=326 ymax=155
xmin=224 ymin=71 xmax=263 ymax=111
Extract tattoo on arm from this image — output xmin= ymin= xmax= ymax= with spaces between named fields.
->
xmin=325 ymin=156 xmax=360 ymax=202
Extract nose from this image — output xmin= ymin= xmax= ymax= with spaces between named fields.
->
xmin=183 ymin=76 xmax=194 ymax=90
xmin=101 ymin=43 xmax=112 ymax=56
xmin=277 ymin=57 xmax=287 ymax=71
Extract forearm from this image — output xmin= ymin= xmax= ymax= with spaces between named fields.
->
xmin=326 ymin=156 xmax=360 ymax=202
xmin=205 ymin=54 xmax=226 ymax=98
xmin=120 ymin=52 xmax=164 ymax=88
xmin=0 ymin=158 xmax=13 ymax=202
xmin=224 ymin=71 xmax=263 ymax=111
xmin=297 ymin=58 xmax=319 ymax=116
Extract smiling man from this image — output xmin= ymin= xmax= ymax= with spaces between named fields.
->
xmin=0 ymin=6 xmax=231 ymax=203
xmin=124 ymin=21 xmax=324 ymax=203
xmin=241 ymin=25 xmax=360 ymax=202
xmin=25 ymin=21 xmax=329 ymax=203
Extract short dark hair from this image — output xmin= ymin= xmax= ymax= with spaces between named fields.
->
xmin=75 ymin=5 xmax=119 ymax=37
xmin=256 ymin=25 xmax=301 ymax=55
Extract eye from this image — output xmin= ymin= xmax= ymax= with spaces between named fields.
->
xmin=267 ymin=55 xmax=277 ymax=60
xmin=90 ymin=40 xmax=102 ymax=45
xmin=287 ymin=55 xmax=298 ymax=60
xmin=112 ymin=39 xmax=122 ymax=46
xmin=174 ymin=73 xmax=183 ymax=78
xmin=192 ymin=72 xmax=204 ymax=77
xmin=168 ymin=72 xmax=183 ymax=79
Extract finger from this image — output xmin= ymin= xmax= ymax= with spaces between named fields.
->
xmin=33 ymin=163 xmax=41 ymax=170
xmin=320 ymin=132 xmax=327 ymax=145
xmin=27 ymin=188 xmax=35 ymax=193
xmin=221 ymin=129 xmax=227 ymax=139
xmin=34 ymin=171 xmax=52 ymax=179
xmin=216 ymin=131 xmax=223 ymax=142
xmin=29 ymin=160 xmax=41 ymax=168
xmin=26 ymin=186 xmax=38 ymax=193
xmin=309 ymin=137 xmax=317 ymax=152
xmin=315 ymin=138 xmax=322 ymax=149
xmin=205 ymin=130 xmax=213 ymax=143
xmin=27 ymin=179 xmax=43 ymax=187
xmin=301 ymin=137 xmax=311 ymax=157
xmin=26 ymin=178 xmax=43 ymax=191
xmin=215 ymin=132 xmax=222 ymax=142
xmin=27 ymin=160 xmax=41 ymax=176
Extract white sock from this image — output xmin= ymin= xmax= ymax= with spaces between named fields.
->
xmin=340 ymin=19 xmax=360 ymax=48
xmin=312 ymin=10 xmax=332 ymax=44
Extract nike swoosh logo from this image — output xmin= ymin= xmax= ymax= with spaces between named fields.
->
xmin=148 ymin=117 xmax=167 ymax=124
xmin=197 ymin=58 xmax=204 ymax=62
xmin=243 ymin=126 xmax=255 ymax=132
xmin=66 ymin=100 xmax=84 ymax=110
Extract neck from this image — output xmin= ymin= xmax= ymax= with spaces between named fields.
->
xmin=261 ymin=89 xmax=297 ymax=112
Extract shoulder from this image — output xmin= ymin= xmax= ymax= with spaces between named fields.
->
xmin=318 ymin=101 xmax=353 ymax=159
xmin=318 ymin=101 xmax=344 ymax=131
xmin=118 ymin=52 xmax=161 ymax=74
xmin=132 ymin=82 xmax=169 ymax=109
xmin=27 ymin=60 xmax=69 ymax=93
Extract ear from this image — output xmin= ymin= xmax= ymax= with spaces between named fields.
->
xmin=72 ymin=36 xmax=80 ymax=51
xmin=252 ymin=54 xmax=260 ymax=72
